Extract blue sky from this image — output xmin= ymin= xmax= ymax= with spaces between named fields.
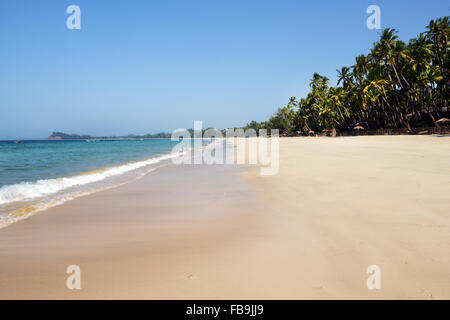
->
xmin=0 ymin=0 xmax=448 ymax=139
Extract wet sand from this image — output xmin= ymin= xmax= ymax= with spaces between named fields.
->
xmin=0 ymin=135 xmax=449 ymax=299
xmin=0 ymin=161 xmax=271 ymax=299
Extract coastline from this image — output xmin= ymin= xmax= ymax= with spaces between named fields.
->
xmin=0 ymin=135 xmax=449 ymax=299
xmin=0 ymin=160 xmax=270 ymax=299
xmin=0 ymin=149 xmax=183 ymax=229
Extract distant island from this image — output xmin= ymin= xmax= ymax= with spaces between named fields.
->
xmin=46 ymin=131 xmax=172 ymax=140
xmin=44 ymin=128 xmax=232 ymax=140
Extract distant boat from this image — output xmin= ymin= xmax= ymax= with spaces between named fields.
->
xmin=13 ymin=140 xmax=21 ymax=144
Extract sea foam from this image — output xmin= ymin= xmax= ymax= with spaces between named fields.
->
xmin=0 ymin=152 xmax=181 ymax=206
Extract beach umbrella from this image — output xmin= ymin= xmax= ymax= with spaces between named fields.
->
xmin=436 ymin=118 xmax=450 ymax=124
xmin=436 ymin=118 xmax=450 ymax=134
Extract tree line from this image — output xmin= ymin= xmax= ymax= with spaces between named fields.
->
xmin=47 ymin=132 xmax=172 ymax=140
xmin=244 ymin=17 xmax=449 ymax=135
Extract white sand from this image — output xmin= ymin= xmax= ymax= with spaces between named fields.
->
xmin=0 ymin=135 xmax=449 ymax=299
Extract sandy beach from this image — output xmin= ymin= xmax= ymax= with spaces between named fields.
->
xmin=1 ymin=135 xmax=449 ymax=299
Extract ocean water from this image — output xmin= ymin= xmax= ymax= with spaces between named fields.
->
xmin=0 ymin=139 xmax=191 ymax=228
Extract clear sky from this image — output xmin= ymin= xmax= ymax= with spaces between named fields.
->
xmin=0 ymin=0 xmax=448 ymax=139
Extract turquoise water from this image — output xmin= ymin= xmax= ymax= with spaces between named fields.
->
xmin=0 ymin=140 xmax=179 ymax=187
xmin=0 ymin=139 xmax=191 ymax=228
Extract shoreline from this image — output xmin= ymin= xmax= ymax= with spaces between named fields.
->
xmin=0 ymin=160 xmax=269 ymax=299
xmin=0 ymin=153 xmax=183 ymax=230
xmin=0 ymin=135 xmax=449 ymax=299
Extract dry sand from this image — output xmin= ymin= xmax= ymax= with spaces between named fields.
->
xmin=242 ymin=135 xmax=450 ymax=299
xmin=0 ymin=135 xmax=449 ymax=299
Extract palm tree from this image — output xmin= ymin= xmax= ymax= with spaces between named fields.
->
xmin=249 ymin=16 xmax=449 ymax=136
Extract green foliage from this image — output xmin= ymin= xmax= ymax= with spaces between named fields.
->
xmin=245 ymin=17 xmax=449 ymax=134
xmin=49 ymin=131 xmax=172 ymax=140
xmin=49 ymin=132 xmax=94 ymax=140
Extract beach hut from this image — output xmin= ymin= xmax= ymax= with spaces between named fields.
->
xmin=353 ymin=126 xmax=364 ymax=136
xmin=436 ymin=118 xmax=450 ymax=124
xmin=331 ymin=128 xmax=337 ymax=137
xmin=436 ymin=118 xmax=450 ymax=134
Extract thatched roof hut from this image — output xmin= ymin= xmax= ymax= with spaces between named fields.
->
xmin=436 ymin=118 xmax=450 ymax=124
